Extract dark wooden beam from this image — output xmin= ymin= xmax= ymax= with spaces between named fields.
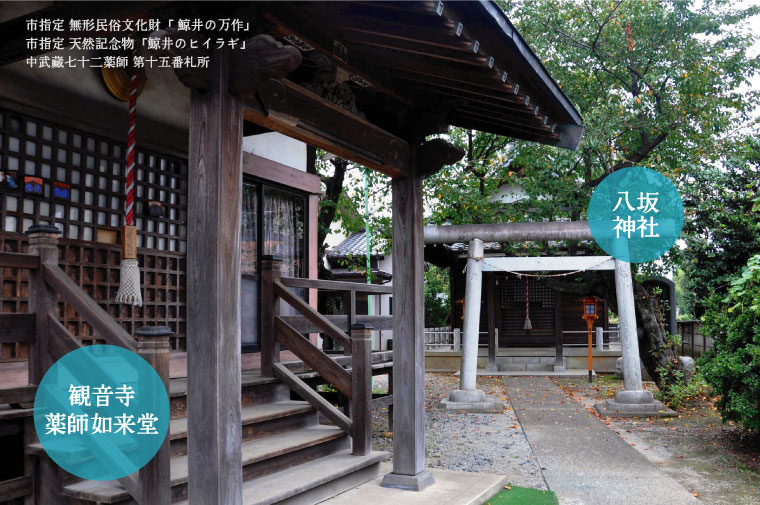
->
xmin=186 ymin=48 xmax=243 ymax=505
xmin=243 ymin=79 xmax=410 ymax=178
xmin=399 ymin=72 xmax=529 ymax=108
xmin=373 ymin=55 xmax=512 ymax=93
xmin=341 ymin=27 xmax=473 ymax=53
xmin=229 ymin=34 xmax=302 ymax=95
xmin=0 ymin=252 xmax=39 ymax=269
xmin=265 ymin=12 xmax=407 ymax=104
xmin=450 ymin=116 xmax=561 ymax=147
xmin=242 ymin=153 xmax=321 ymax=194
xmin=455 ymin=111 xmax=553 ymax=136
xmin=344 ymin=33 xmax=487 ymax=67
xmin=325 ymin=17 xmax=464 ymax=49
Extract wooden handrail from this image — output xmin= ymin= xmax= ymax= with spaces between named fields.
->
xmin=0 ymin=476 xmax=32 ymax=502
xmin=0 ymin=385 xmax=36 ymax=404
xmin=46 ymin=314 xmax=82 ymax=360
xmin=273 ymin=280 xmax=352 ymax=349
xmin=279 ymin=314 xmax=392 ymax=333
xmin=0 ymin=251 xmax=40 ymax=269
xmin=275 ymin=316 xmax=352 ymax=397
xmin=272 ymin=363 xmax=352 ymax=435
xmin=42 ymin=263 xmax=137 ymax=352
xmin=0 ymin=314 xmax=36 ymax=343
xmin=280 ymin=276 xmax=393 ymax=294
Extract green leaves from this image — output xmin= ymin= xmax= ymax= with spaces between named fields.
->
xmin=700 ymin=254 xmax=760 ymax=430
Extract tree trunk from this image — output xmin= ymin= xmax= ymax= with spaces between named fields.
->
xmin=633 ymin=281 xmax=678 ymax=386
xmin=545 ymin=271 xmax=675 ymax=388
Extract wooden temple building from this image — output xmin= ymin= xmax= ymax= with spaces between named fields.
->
xmin=0 ymin=2 xmax=582 ymax=504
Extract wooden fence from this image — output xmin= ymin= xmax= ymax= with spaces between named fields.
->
xmin=677 ymin=320 xmax=713 ymax=358
xmin=424 ymin=326 xmax=460 ymax=350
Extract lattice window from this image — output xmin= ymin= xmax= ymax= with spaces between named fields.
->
xmin=500 ymin=277 xmax=554 ymax=308
xmin=0 ymin=109 xmax=187 ymax=253
xmin=0 ymin=109 xmax=188 ymax=359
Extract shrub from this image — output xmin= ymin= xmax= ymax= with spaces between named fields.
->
xmin=699 ymin=254 xmax=760 ymax=430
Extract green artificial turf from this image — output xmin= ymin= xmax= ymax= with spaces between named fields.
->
xmin=485 ymin=486 xmax=559 ymax=505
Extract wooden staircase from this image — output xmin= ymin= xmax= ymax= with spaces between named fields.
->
xmin=0 ymin=233 xmax=392 ymax=505
xmin=58 ymin=373 xmax=388 ymax=504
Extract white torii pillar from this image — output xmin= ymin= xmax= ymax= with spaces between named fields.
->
xmin=450 ymin=239 xmax=487 ymax=402
xmin=424 ymin=222 xmax=670 ymax=415
xmin=611 ymin=259 xmax=655 ymax=404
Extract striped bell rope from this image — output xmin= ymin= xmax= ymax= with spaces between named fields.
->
xmin=115 ymin=37 xmax=143 ymax=307
xmin=523 ymin=277 xmax=532 ymax=331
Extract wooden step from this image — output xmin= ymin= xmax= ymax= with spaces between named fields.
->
xmin=169 ymin=372 xmax=288 ymax=419
xmin=172 ymin=449 xmax=388 ymax=505
xmin=238 ymin=449 xmax=388 ymax=505
xmin=169 ymin=401 xmax=316 ymax=456
xmin=60 ymin=426 xmax=349 ymax=504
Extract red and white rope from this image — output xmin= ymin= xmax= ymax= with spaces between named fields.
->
xmin=525 ymin=277 xmax=530 ymax=320
xmin=124 ymin=48 xmax=138 ymax=227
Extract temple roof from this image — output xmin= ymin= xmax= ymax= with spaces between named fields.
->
xmin=267 ymin=1 xmax=584 ymax=149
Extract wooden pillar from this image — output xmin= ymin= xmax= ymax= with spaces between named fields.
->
xmin=136 ymin=326 xmax=172 ymax=505
xmin=381 ymin=161 xmax=434 ymax=491
xmin=486 ymin=274 xmax=497 ymax=372
xmin=554 ymin=292 xmax=565 ymax=371
xmin=351 ymin=323 xmax=372 ymax=456
xmin=381 ymin=139 xmax=463 ymax=491
xmin=260 ymin=256 xmax=282 ymax=377
xmin=186 ymin=48 xmax=243 ymax=505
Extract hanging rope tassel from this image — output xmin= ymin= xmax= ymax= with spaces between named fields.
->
xmin=115 ymin=44 xmax=143 ymax=307
xmin=523 ymin=277 xmax=532 ymax=331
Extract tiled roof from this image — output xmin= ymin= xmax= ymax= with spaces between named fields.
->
xmin=326 ymin=232 xmax=383 ymax=259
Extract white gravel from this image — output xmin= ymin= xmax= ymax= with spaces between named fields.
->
xmin=371 ymin=373 xmax=547 ymax=490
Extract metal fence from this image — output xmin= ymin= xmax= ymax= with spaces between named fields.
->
xmin=677 ymin=320 xmax=713 ymax=358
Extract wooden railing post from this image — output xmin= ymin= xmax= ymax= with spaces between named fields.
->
xmin=26 ymin=225 xmax=61 ymax=385
xmin=342 ymin=291 xmax=356 ymax=356
xmin=351 ymin=323 xmax=372 ymax=456
xmin=135 ymin=325 xmax=172 ymax=505
xmin=261 ymin=256 xmax=281 ymax=377
xmin=26 ymin=225 xmax=62 ymax=504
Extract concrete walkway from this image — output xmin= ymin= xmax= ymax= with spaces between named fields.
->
xmin=504 ymin=376 xmax=699 ymax=505
xmin=319 ymin=463 xmax=508 ymax=505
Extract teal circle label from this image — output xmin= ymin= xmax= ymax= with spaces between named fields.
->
xmin=33 ymin=345 xmax=170 ymax=481
xmin=588 ymin=166 xmax=683 ymax=263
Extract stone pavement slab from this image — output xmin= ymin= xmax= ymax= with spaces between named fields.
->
xmin=504 ymin=376 xmax=699 ymax=505
xmin=318 ymin=462 xmax=508 ymax=505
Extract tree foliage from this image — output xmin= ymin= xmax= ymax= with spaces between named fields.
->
xmin=700 ymin=255 xmax=760 ymax=431
xmin=424 ymin=265 xmax=450 ymax=327
xmin=324 ymin=0 xmax=760 ymax=386
xmin=670 ymin=139 xmax=760 ymax=315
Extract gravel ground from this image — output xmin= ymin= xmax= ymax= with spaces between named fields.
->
xmin=371 ymin=372 xmax=547 ymax=490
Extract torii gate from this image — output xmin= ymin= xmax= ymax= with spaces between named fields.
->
xmin=424 ymin=221 xmax=668 ymax=416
